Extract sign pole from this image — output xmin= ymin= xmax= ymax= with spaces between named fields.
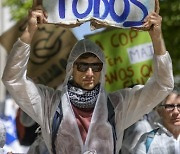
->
xmin=33 ymin=0 xmax=42 ymax=7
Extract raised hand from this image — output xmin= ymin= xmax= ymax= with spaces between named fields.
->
xmin=143 ymin=12 xmax=162 ymax=40
xmin=143 ymin=12 xmax=166 ymax=55
xmin=20 ymin=5 xmax=48 ymax=44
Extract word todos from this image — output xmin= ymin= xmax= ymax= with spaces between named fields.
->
xmin=58 ymin=0 xmax=151 ymax=27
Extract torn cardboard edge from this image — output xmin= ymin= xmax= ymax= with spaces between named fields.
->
xmin=38 ymin=0 xmax=159 ymax=31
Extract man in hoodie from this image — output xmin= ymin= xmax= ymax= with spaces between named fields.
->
xmin=2 ymin=6 xmax=174 ymax=154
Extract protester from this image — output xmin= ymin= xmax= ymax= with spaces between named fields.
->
xmin=2 ymin=5 xmax=174 ymax=154
xmin=16 ymin=109 xmax=39 ymax=146
xmin=133 ymin=87 xmax=180 ymax=154
xmin=120 ymin=109 xmax=159 ymax=154
xmin=16 ymin=109 xmax=49 ymax=154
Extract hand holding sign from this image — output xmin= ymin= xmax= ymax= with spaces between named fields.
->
xmin=145 ymin=12 xmax=166 ymax=55
xmin=143 ymin=12 xmax=162 ymax=39
xmin=20 ymin=5 xmax=48 ymax=44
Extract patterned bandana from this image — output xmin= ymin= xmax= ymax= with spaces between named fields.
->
xmin=67 ymin=82 xmax=100 ymax=109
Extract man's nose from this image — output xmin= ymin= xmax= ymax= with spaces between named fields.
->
xmin=86 ymin=67 xmax=94 ymax=76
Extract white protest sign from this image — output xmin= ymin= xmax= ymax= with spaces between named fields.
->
xmin=42 ymin=0 xmax=156 ymax=28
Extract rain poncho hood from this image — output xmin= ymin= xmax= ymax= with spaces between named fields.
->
xmin=63 ymin=39 xmax=106 ymax=87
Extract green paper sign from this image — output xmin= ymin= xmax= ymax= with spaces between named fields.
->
xmin=86 ymin=28 xmax=153 ymax=92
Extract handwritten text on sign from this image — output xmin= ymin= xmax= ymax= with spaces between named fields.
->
xmin=86 ymin=29 xmax=153 ymax=92
xmin=43 ymin=0 xmax=155 ymax=28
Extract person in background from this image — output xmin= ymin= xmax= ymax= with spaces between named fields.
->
xmin=133 ymin=86 xmax=180 ymax=154
xmin=17 ymin=109 xmax=49 ymax=154
xmin=120 ymin=109 xmax=159 ymax=154
xmin=120 ymin=85 xmax=160 ymax=154
xmin=2 ymin=5 xmax=174 ymax=154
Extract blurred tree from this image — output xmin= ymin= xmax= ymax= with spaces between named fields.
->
xmin=160 ymin=0 xmax=180 ymax=76
xmin=2 ymin=0 xmax=32 ymax=21
xmin=2 ymin=0 xmax=180 ymax=76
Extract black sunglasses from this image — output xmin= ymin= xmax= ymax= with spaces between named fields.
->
xmin=74 ymin=62 xmax=103 ymax=72
xmin=160 ymin=104 xmax=180 ymax=111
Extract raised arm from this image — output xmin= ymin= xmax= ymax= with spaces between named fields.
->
xmin=112 ymin=12 xmax=174 ymax=130
xmin=143 ymin=12 xmax=166 ymax=55
xmin=2 ymin=6 xmax=50 ymax=125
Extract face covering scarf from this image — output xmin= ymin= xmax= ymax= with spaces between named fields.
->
xmin=67 ymin=82 xmax=100 ymax=109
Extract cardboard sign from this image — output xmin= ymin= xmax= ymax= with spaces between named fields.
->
xmin=0 ymin=18 xmax=27 ymax=53
xmin=28 ymin=24 xmax=77 ymax=88
xmin=0 ymin=20 xmax=77 ymax=88
xmin=42 ymin=0 xmax=155 ymax=28
xmin=86 ymin=28 xmax=153 ymax=92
